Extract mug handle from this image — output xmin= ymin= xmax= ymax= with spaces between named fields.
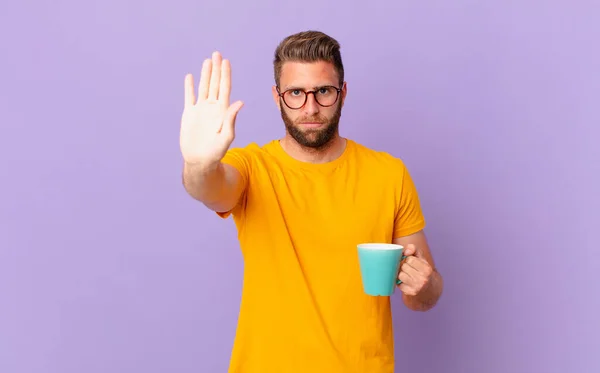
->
xmin=396 ymin=254 xmax=408 ymax=285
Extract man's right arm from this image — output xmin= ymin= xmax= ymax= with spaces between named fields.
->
xmin=182 ymin=161 xmax=246 ymax=213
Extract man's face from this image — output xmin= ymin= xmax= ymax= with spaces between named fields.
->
xmin=273 ymin=61 xmax=346 ymax=150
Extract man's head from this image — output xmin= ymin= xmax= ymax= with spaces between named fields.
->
xmin=272 ymin=31 xmax=347 ymax=150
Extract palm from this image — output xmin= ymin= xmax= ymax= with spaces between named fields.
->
xmin=180 ymin=52 xmax=244 ymax=166
xmin=180 ymin=101 xmax=227 ymax=162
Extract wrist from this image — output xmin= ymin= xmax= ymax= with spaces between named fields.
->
xmin=184 ymin=160 xmax=221 ymax=175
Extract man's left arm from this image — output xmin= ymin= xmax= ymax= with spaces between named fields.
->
xmin=393 ymin=230 xmax=444 ymax=312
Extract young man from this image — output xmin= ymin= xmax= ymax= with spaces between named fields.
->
xmin=180 ymin=30 xmax=443 ymax=373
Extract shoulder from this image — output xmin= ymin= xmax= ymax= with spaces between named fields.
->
xmin=226 ymin=139 xmax=297 ymax=168
xmin=348 ymin=139 xmax=408 ymax=171
xmin=221 ymin=140 xmax=283 ymax=175
xmin=225 ymin=140 xmax=279 ymax=157
xmin=347 ymin=139 xmax=418 ymax=192
xmin=225 ymin=141 xmax=263 ymax=155
xmin=223 ymin=140 xmax=277 ymax=163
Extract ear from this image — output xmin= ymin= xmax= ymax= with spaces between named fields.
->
xmin=340 ymin=81 xmax=347 ymax=107
xmin=272 ymin=85 xmax=281 ymax=111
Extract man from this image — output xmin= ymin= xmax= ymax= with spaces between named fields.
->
xmin=180 ymin=30 xmax=443 ymax=373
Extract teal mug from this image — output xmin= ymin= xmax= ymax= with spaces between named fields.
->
xmin=357 ymin=243 xmax=408 ymax=296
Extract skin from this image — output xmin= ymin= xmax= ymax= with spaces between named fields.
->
xmin=180 ymin=52 xmax=246 ymax=213
xmin=271 ymin=61 xmax=348 ymax=163
xmin=181 ymin=51 xmax=443 ymax=311
xmin=394 ymin=233 xmax=444 ymax=311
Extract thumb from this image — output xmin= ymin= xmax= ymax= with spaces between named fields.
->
xmin=403 ymin=244 xmax=417 ymax=257
xmin=221 ymin=100 xmax=244 ymax=135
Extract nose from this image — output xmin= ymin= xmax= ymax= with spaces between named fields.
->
xmin=302 ymin=92 xmax=320 ymax=116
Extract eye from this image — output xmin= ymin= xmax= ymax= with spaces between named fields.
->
xmin=290 ymin=89 xmax=302 ymax=96
xmin=320 ymin=86 xmax=337 ymax=95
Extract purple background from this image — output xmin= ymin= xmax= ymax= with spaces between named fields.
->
xmin=1 ymin=1 xmax=598 ymax=372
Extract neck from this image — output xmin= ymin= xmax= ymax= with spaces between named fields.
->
xmin=279 ymin=134 xmax=347 ymax=164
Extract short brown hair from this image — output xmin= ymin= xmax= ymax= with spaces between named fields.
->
xmin=273 ymin=30 xmax=344 ymax=87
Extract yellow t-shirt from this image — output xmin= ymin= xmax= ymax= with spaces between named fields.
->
xmin=217 ymin=138 xmax=426 ymax=373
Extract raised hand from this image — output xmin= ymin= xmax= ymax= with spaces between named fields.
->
xmin=180 ymin=51 xmax=244 ymax=167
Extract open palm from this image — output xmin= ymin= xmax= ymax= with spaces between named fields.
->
xmin=180 ymin=52 xmax=244 ymax=166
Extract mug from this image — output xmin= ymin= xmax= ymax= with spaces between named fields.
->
xmin=357 ymin=243 xmax=407 ymax=296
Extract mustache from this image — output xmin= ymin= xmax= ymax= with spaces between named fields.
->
xmin=295 ymin=115 xmax=328 ymax=124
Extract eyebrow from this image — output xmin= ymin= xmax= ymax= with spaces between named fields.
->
xmin=282 ymin=84 xmax=336 ymax=91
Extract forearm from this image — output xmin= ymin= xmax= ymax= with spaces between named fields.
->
xmin=182 ymin=161 xmax=241 ymax=211
xmin=402 ymin=269 xmax=443 ymax=312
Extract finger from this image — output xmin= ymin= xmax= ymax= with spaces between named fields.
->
xmin=219 ymin=59 xmax=231 ymax=105
xmin=198 ymin=58 xmax=212 ymax=101
xmin=403 ymin=244 xmax=417 ymax=257
xmin=220 ymin=100 xmax=244 ymax=135
xmin=397 ymin=270 xmax=413 ymax=285
xmin=208 ymin=51 xmax=222 ymax=100
xmin=184 ymin=73 xmax=195 ymax=107
xmin=400 ymin=262 xmax=421 ymax=279
xmin=398 ymin=283 xmax=417 ymax=296
xmin=405 ymin=255 xmax=431 ymax=273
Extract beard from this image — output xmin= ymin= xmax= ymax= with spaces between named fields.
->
xmin=280 ymin=102 xmax=342 ymax=150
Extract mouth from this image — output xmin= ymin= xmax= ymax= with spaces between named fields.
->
xmin=299 ymin=122 xmax=324 ymax=128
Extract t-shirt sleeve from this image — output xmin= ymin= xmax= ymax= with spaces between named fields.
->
xmin=393 ymin=161 xmax=426 ymax=238
xmin=215 ymin=146 xmax=252 ymax=219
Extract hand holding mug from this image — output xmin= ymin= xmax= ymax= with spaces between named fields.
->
xmin=397 ymin=244 xmax=434 ymax=296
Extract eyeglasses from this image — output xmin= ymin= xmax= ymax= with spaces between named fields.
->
xmin=276 ymin=85 xmax=343 ymax=110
